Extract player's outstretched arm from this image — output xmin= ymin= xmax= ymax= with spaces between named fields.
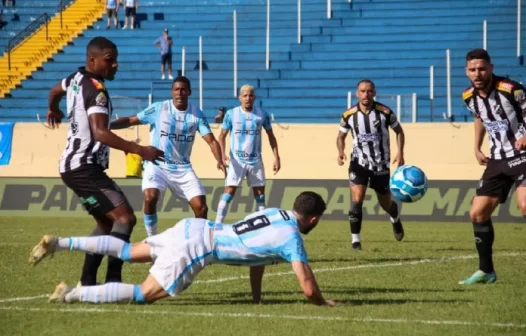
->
xmin=391 ymin=124 xmax=405 ymax=167
xmin=218 ymin=129 xmax=229 ymax=165
xmin=336 ymin=131 xmax=348 ymax=165
xmin=265 ymin=129 xmax=281 ymax=174
xmin=110 ymin=116 xmax=141 ymax=130
xmin=47 ymin=81 xmax=67 ymax=129
xmin=249 ymin=265 xmax=265 ymax=303
xmin=474 ymin=117 xmax=489 ymax=165
xmin=291 ymin=261 xmax=334 ymax=306
xmin=203 ymin=133 xmax=227 ymax=175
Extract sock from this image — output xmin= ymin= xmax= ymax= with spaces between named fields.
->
xmin=215 ymin=193 xmax=233 ymax=223
xmin=106 ymin=232 xmax=131 ymax=283
xmin=64 ymin=283 xmax=144 ymax=304
xmin=473 ymin=220 xmax=495 ymax=273
xmin=79 ymin=226 xmax=106 ymax=286
xmin=144 ymin=213 xmax=158 ymax=237
xmin=255 ymin=194 xmax=265 ymax=212
xmin=349 ymin=201 xmax=363 ymax=241
xmin=387 ymin=201 xmax=400 ymax=223
xmin=56 ymin=236 xmax=132 ymax=261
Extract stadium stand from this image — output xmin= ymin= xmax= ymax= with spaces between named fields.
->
xmin=0 ymin=0 xmax=523 ymax=123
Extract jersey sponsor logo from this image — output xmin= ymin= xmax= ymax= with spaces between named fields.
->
xmin=95 ymin=92 xmax=107 ymax=106
xmin=235 ymin=150 xmax=259 ymax=159
xmin=508 ymin=155 xmax=526 ymax=168
xmin=160 ymin=130 xmax=195 ymax=142
xmin=89 ymin=78 xmax=105 ymax=90
xmin=484 ymin=120 xmax=510 ymax=135
xmin=497 ymin=81 xmax=513 ymax=93
xmin=143 ymin=105 xmax=156 ymax=115
xmin=463 ymin=87 xmax=474 ymax=100
xmin=357 ymin=132 xmax=381 ymax=143
xmin=514 ymin=89 xmax=526 ymax=104
xmin=234 ymin=129 xmax=261 ymax=135
xmin=164 ymin=158 xmax=190 ymax=165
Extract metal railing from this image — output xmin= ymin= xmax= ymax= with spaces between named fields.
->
xmin=57 ymin=0 xmax=77 ymax=29
xmin=6 ymin=13 xmax=50 ymax=71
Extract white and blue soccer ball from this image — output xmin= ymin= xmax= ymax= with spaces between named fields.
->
xmin=389 ymin=165 xmax=428 ymax=203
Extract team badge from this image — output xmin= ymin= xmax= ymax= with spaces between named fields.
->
xmin=349 ymin=172 xmax=356 ymax=181
xmin=514 ymin=90 xmax=525 ymax=104
xmin=95 ymin=92 xmax=107 ymax=106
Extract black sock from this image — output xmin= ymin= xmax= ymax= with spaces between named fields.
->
xmin=349 ymin=202 xmax=363 ymax=235
xmin=80 ymin=226 xmax=106 ymax=286
xmin=387 ymin=201 xmax=400 ymax=223
xmin=105 ymin=232 xmax=130 ymax=283
xmin=473 ymin=219 xmax=495 ymax=273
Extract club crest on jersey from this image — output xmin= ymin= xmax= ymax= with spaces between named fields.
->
xmin=95 ymin=92 xmax=107 ymax=106
xmin=373 ymin=120 xmax=381 ymax=128
xmin=514 ymin=89 xmax=526 ymax=104
xmin=90 ymin=78 xmax=105 ymax=90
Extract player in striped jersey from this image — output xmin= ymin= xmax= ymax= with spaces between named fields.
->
xmin=459 ymin=49 xmax=526 ymax=285
xmin=337 ymin=79 xmax=406 ymax=250
xmin=215 ymin=85 xmax=281 ymax=224
xmin=111 ymin=76 xmax=226 ymax=237
xmin=29 ymin=191 xmax=335 ymax=306
xmin=46 ymin=37 xmax=164 ymax=287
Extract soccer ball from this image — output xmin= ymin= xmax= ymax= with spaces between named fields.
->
xmin=389 ymin=165 xmax=428 ymax=203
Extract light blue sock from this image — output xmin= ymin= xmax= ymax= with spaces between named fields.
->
xmin=215 ymin=193 xmax=233 ymax=223
xmin=255 ymin=194 xmax=265 ymax=211
xmin=57 ymin=236 xmax=132 ymax=261
xmin=144 ymin=213 xmax=158 ymax=237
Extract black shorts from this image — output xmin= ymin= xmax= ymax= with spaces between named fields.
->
xmin=477 ymin=155 xmax=526 ymax=203
xmin=106 ymin=8 xmax=117 ymax=17
xmin=348 ymin=160 xmax=390 ymax=194
xmin=125 ymin=6 xmax=136 ymax=16
xmin=60 ymin=165 xmax=128 ymax=216
xmin=161 ymin=53 xmax=172 ymax=67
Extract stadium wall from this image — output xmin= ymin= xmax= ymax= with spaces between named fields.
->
xmin=0 ymin=123 xmax=521 ymax=222
xmin=0 ymin=122 xmax=486 ymax=179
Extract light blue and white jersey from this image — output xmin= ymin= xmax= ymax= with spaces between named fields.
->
xmin=137 ymin=100 xmax=212 ymax=172
xmin=211 ymin=208 xmax=308 ymax=265
xmin=106 ymin=0 xmax=117 ymax=9
xmin=221 ymin=106 xmax=272 ymax=165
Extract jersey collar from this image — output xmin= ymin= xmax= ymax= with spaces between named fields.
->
xmin=78 ymin=66 xmax=105 ymax=82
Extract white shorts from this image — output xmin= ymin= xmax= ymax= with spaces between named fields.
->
xmin=226 ymin=158 xmax=266 ymax=187
xmin=144 ymin=218 xmax=214 ymax=296
xmin=142 ymin=163 xmax=205 ymax=201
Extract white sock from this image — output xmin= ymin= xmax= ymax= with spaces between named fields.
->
xmin=352 ymin=234 xmax=361 ymax=243
xmin=216 ymin=193 xmax=233 ymax=223
xmin=65 ymin=283 xmax=137 ymax=304
xmin=57 ymin=236 xmax=131 ymax=261
xmin=390 ymin=216 xmax=400 ymax=224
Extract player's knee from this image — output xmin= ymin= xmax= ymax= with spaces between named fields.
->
xmin=143 ymin=192 xmax=159 ymax=207
xmin=114 ymin=213 xmax=137 ymax=231
xmin=518 ymin=201 xmax=526 ymax=216
xmin=469 ymin=208 xmax=487 ymax=223
xmin=194 ymin=203 xmax=208 ymax=219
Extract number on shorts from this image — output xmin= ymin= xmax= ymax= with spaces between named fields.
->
xmin=232 ymin=215 xmax=271 ymax=235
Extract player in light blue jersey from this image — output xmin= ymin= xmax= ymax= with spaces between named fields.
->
xmin=29 ymin=191 xmax=335 ymax=306
xmin=216 ymin=85 xmax=281 ymax=225
xmin=111 ymin=76 xmax=226 ymax=237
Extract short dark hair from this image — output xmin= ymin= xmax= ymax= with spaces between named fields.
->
xmin=87 ymin=37 xmax=117 ymax=55
xmin=172 ymin=76 xmax=191 ymax=90
xmin=356 ymin=79 xmax=375 ymax=89
xmin=466 ymin=48 xmax=491 ymax=63
xmin=293 ymin=191 xmax=327 ymax=217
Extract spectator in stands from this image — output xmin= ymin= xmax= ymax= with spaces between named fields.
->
xmin=106 ymin=0 xmax=120 ymax=29
xmin=154 ymin=29 xmax=173 ymax=80
xmin=2 ymin=0 xmax=14 ymax=7
xmin=215 ymin=106 xmax=227 ymax=123
xmin=0 ymin=7 xmax=3 ymax=29
xmin=122 ymin=0 xmax=138 ymax=29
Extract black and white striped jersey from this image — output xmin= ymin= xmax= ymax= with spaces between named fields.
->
xmin=463 ymin=76 xmax=526 ymax=160
xmin=339 ymin=102 xmax=399 ymax=171
xmin=59 ymin=67 xmax=113 ymax=173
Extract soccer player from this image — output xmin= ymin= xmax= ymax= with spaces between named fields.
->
xmin=215 ymin=85 xmax=280 ymax=224
xmin=29 ymin=191 xmax=335 ymax=307
xmin=460 ymin=49 xmax=526 ymax=284
xmin=46 ymin=36 xmax=164 ymax=286
xmin=111 ymin=76 xmax=226 ymax=237
xmin=336 ymin=79 xmax=406 ymax=250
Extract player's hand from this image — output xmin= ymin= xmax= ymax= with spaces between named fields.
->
xmin=475 ymin=150 xmax=489 ymax=166
xmin=217 ymin=161 xmax=227 ymax=177
xmin=273 ymin=157 xmax=281 ymax=175
xmin=46 ymin=109 xmax=64 ymax=129
xmin=337 ymin=152 xmax=347 ymax=166
xmin=392 ymin=153 xmax=405 ymax=168
xmin=139 ymin=146 xmax=165 ymax=163
xmin=515 ymin=136 xmax=526 ymax=151
xmin=325 ymin=300 xmax=336 ymax=306
xmin=223 ymin=155 xmax=230 ymax=167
